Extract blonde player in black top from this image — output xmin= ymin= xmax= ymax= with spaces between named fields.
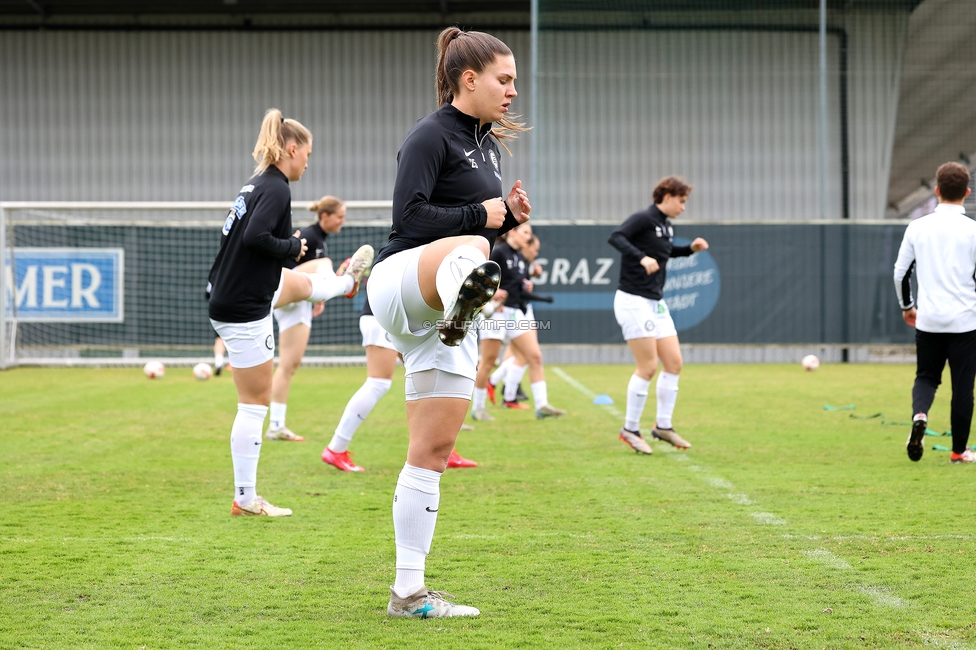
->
xmin=208 ymin=109 xmax=373 ymax=517
xmin=367 ymin=28 xmax=529 ymax=618
xmin=608 ymin=176 xmax=708 ymax=455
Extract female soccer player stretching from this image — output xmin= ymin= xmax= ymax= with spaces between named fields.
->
xmin=207 ymin=109 xmax=372 ymax=516
xmin=266 ymin=195 xmax=365 ymax=442
xmin=367 ymin=28 xmax=529 ymax=617
xmin=608 ymin=176 xmax=708 ymax=455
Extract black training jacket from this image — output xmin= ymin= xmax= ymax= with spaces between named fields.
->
xmin=375 ymin=103 xmax=521 ymax=266
xmin=490 ymin=241 xmax=530 ymax=311
xmin=608 ymin=204 xmax=693 ymax=300
xmin=208 ymin=166 xmax=303 ymax=322
xmin=284 ymin=222 xmax=329 ymax=270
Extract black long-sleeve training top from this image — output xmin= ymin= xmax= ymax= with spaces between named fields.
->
xmin=284 ymin=222 xmax=328 ymax=270
xmin=608 ymin=204 xmax=693 ymax=301
xmin=208 ymin=166 xmax=303 ymax=322
xmin=374 ymin=103 xmax=521 ymax=266
xmin=490 ymin=241 xmax=530 ymax=311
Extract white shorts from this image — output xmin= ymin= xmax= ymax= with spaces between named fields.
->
xmin=367 ymin=246 xmax=478 ymax=384
xmin=613 ymin=290 xmax=678 ymax=341
xmin=273 ymin=301 xmax=313 ymax=333
xmin=210 ymin=313 xmax=275 ymax=369
xmin=360 ymin=314 xmax=396 ymax=350
xmin=479 ymin=305 xmax=531 ymax=343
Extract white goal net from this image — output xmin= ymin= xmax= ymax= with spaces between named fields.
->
xmin=0 ymin=201 xmax=392 ymax=368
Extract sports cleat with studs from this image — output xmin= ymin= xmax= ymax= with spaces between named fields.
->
xmin=447 ymin=449 xmax=478 ymax=468
xmin=535 ymin=404 xmax=567 ymax=419
xmin=437 ymin=261 xmax=501 ymax=347
xmin=387 ymin=587 xmax=480 ymax=618
xmin=651 ymin=425 xmax=691 ymax=449
xmin=214 ymin=365 xmax=223 ymax=376
xmin=230 ymin=496 xmax=292 ymax=517
xmin=265 ymin=426 xmax=305 ymax=442
xmin=907 ymin=415 xmax=926 ymax=462
xmin=619 ymin=428 xmax=653 ymax=455
xmin=515 ymin=383 xmax=529 ymax=403
xmin=950 ymin=449 xmax=976 ymax=464
xmin=322 ymin=447 xmax=364 ymax=472
xmin=486 ymin=381 xmax=497 ymax=405
xmin=336 ymin=244 xmax=375 ymax=298
xmin=459 ymin=423 xmax=475 ymax=431
xmin=503 ymin=400 xmax=530 ymax=410
xmin=471 ymin=408 xmax=495 ymax=422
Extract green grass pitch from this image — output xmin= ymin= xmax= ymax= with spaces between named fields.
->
xmin=2 ymin=363 xmax=975 ymax=649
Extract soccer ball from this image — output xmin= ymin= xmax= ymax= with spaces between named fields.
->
xmin=193 ymin=363 xmax=213 ymax=381
xmin=801 ymin=354 xmax=820 ymax=371
xmin=143 ymin=361 xmax=165 ymax=379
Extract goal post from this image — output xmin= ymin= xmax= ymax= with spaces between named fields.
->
xmin=0 ymin=201 xmax=392 ymax=368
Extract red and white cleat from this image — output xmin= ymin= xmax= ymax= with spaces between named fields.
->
xmin=447 ymin=449 xmax=478 ymax=468
xmin=322 ymin=447 xmax=364 ymax=472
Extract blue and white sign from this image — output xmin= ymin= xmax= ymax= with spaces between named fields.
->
xmin=662 ymin=237 xmax=720 ymax=330
xmin=3 ymin=248 xmax=124 ymax=322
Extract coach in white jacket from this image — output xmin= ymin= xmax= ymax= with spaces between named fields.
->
xmin=894 ymin=161 xmax=976 ymax=464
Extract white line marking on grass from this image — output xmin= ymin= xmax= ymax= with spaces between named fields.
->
xmin=552 ymin=366 xmax=916 ymax=612
xmin=803 ymin=549 xmax=852 ymax=570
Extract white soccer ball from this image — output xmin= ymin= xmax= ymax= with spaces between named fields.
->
xmin=143 ymin=361 xmax=165 ymax=379
xmin=193 ymin=362 xmax=213 ymax=381
xmin=801 ymin=354 xmax=820 ymax=371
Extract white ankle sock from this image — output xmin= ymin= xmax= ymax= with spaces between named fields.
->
xmin=472 ymin=387 xmax=488 ymax=411
xmin=231 ymin=403 xmax=268 ymax=506
xmin=269 ymin=401 xmax=287 ymax=430
xmin=392 ymin=463 xmax=442 ymax=598
xmin=504 ymin=364 xmax=528 ymax=402
xmin=625 ymin=374 xmax=651 ymax=432
xmin=329 ymin=377 xmax=392 ymax=453
xmin=490 ymin=357 xmax=514 ymax=387
xmin=214 ymin=353 xmax=224 ymax=369
xmin=434 ymin=245 xmax=487 ymax=314
xmin=656 ymin=372 xmax=680 ymax=429
xmin=530 ymin=381 xmax=548 ymax=409
xmin=307 ymin=272 xmax=354 ymax=302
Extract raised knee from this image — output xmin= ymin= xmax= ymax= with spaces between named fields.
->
xmin=469 ymin=235 xmax=490 ymax=258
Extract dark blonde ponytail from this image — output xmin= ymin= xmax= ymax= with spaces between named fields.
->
xmin=435 ymin=27 xmax=528 ymax=155
xmin=252 ymin=108 xmax=312 ymax=174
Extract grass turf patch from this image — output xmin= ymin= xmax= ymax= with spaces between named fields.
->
xmin=1 ymin=363 xmax=975 ymax=649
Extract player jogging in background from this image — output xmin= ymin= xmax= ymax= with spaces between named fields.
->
xmin=367 ymin=27 xmax=530 ymax=618
xmin=266 ymin=195 xmax=365 ymax=442
xmin=323 ymin=289 xmax=479 ymax=472
xmin=894 ymin=161 xmax=976 ymax=464
xmin=608 ymin=176 xmax=708 ymax=455
xmin=207 ymin=108 xmax=373 ymax=517
xmin=472 ymin=222 xmax=565 ymax=420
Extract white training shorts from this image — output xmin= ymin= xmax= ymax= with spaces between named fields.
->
xmin=613 ymin=289 xmax=678 ymax=341
xmin=273 ymin=300 xmax=313 ymax=333
xmin=367 ymin=246 xmax=479 ymax=388
xmin=479 ymin=305 xmax=531 ymax=343
xmin=210 ymin=313 xmax=275 ymax=369
xmin=360 ymin=314 xmax=397 ymax=351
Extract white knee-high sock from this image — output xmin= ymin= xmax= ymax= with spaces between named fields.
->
xmin=230 ymin=403 xmax=268 ymax=506
xmin=490 ymin=356 xmax=514 ymax=387
xmin=625 ymin=374 xmax=651 ymax=432
xmin=392 ymin=463 xmax=442 ymax=598
xmin=269 ymin=401 xmax=287 ymax=430
xmin=329 ymin=377 xmax=392 ymax=453
xmin=434 ymin=245 xmax=487 ymax=314
xmin=307 ymin=272 xmax=354 ymax=302
xmin=530 ymin=381 xmax=548 ymax=409
xmin=656 ymin=372 xmax=680 ymax=429
xmin=504 ymin=364 xmax=528 ymax=402
xmin=472 ymin=387 xmax=488 ymax=411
